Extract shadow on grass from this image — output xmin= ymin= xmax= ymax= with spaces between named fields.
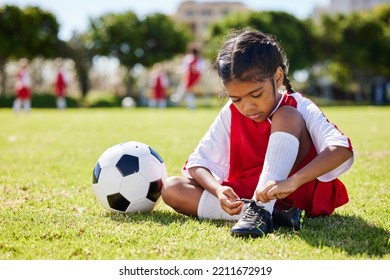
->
xmin=107 ymin=209 xmax=190 ymax=224
xmin=298 ymin=214 xmax=390 ymax=258
xmin=107 ymin=208 xmax=230 ymax=228
xmin=107 ymin=210 xmax=389 ymax=258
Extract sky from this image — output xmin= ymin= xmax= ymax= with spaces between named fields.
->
xmin=0 ymin=0 xmax=330 ymax=40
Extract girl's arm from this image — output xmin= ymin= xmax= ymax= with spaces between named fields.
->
xmin=297 ymin=93 xmax=354 ymax=181
xmin=290 ymin=145 xmax=353 ymax=188
xmin=257 ymin=145 xmax=353 ymax=202
xmin=182 ymin=101 xmax=232 ymax=182
xmin=188 ymin=166 xmax=243 ymax=215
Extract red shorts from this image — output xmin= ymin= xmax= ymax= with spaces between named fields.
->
xmin=17 ymin=88 xmax=31 ymax=99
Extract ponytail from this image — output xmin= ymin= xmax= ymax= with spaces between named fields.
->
xmin=280 ymin=64 xmax=295 ymax=93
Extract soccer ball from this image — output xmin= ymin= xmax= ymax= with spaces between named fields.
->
xmin=121 ymin=96 xmax=136 ymax=108
xmin=92 ymin=141 xmax=168 ymax=213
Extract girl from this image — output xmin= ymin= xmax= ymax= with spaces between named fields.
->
xmin=13 ymin=59 xmax=32 ymax=114
xmin=149 ymin=63 xmax=169 ymax=109
xmin=171 ymin=47 xmax=204 ymax=109
xmin=162 ymin=29 xmax=354 ymax=238
xmin=55 ymin=63 xmax=68 ymax=109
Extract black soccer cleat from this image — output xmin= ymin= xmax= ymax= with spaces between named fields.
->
xmin=231 ymin=201 xmax=273 ymax=238
xmin=272 ymin=205 xmax=305 ymax=231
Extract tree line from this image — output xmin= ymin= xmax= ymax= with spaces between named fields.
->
xmin=0 ymin=3 xmax=389 ymax=103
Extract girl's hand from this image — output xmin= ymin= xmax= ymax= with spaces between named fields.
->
xmin=216 ymin=186 xmax=243 ymax=215
xmin=255 ymin=178 xmax=298 ymax=203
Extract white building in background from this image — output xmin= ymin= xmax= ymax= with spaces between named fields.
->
xmin=328 ymin=0 xmax=388 ymax=13
xmin=313 ymin=0 xmax=389 ymax=18
xmin=174 ymin=1 xmax=249 ymax=47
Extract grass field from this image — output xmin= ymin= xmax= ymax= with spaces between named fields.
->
xmin=0 ymin=105 xmax=389 ymax=260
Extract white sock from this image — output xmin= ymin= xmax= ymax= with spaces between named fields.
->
xmin=186 ymin=93 xmax=195 ymax=109
xmin=23 ymin=99 xmax=31 ymax=113
xmin=13 ymin=99 xmax=21 ymax=113
xmin=253 ymin=131 xmax=299 ymax=213
xmin=171 ymin=83 xmax=185 ymax=102
xmin=57 ymin=97 xmax=66 ymax=109
xmin=197 ymin=190 xmax=245 ymax=221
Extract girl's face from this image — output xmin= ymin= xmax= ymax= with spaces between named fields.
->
xmin=225 ymin=68 xmax=284 ymax=123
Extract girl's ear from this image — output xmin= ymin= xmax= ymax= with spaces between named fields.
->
xmin=274 ymin=67 xmax=284 ymax=88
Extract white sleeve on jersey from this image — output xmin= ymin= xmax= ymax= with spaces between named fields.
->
xmin=182 ymin=101 xmax=232 ymax=182
xmin=294 ymin=93 xmax=354 ymax=182
xmin=161 ymin=73 xmax=169 ymax=88
xmin=23 ymin=72 xmax=32 ymax=88
xmin=17 ymin=71 xmax=32 ymax=89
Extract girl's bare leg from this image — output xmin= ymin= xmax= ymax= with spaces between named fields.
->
xmin=162 ymin=176 xmax=203 ymax=217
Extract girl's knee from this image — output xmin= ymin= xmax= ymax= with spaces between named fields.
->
xmin=163 ymin=176 xmax=186 ymax=192
xmin=271 ymin=106 xmax=306 ymax=137
xmin=272 ymin=106 xmax=312 ymax=166
xmin=162 ymin=176 xmax=202 ymax=216
xmin=162 ymin=176 xmax=185 ymax=205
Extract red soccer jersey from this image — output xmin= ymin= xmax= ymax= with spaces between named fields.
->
xmin=153 ymin=75 xmax=165 ymax=100
xmin=183 ymin=92 xmax=353 ymax=216
xmin=55 ymin=71 xmax=67 ymax=97
xmin=16 ymin=71 xmax=31 ymax=99
xmin=184 ymin=56 xmax=202 ymax=89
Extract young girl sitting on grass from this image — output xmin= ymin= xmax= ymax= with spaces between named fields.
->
xmin=162 ymin=28 xmax=354 ymax=238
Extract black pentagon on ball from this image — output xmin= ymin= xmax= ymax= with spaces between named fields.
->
xmin=149 ymin=147 xmax=164 ymax=163
xmin=92 ymin=162 xmax=101 ymax=183
xmin=147 ymin=179 xmax=163 ymax=202
xmin=107 ymin=192 xmax=130 ymax=212
xmin=116 ymin=154 xmax=139 ymax=176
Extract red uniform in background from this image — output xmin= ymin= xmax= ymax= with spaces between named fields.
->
xmin=55 ymin=70 xmax=67 ymax=98
xmin=171 ymin=48 xmax=204 ymax=109
xmin=149 ymin=64 xmax=169 ymax=108
xmin=13 ymin=59 xmax=32 ymax=114
xmin=184 ymin=54 xmax=202 ymax=90
xmin=55 ymin=68 xmax=67 ymax=109
xmin=16 ymin=70 xmax=31 ymax=100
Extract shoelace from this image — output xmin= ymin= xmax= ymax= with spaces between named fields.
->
xmin=242 ymin=203 xmax=264 ymax=222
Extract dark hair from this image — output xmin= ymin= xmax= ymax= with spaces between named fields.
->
xmin=191 ymin=48 xmax=199 ymax=56
xmin=215 ymin=28 xmax=294 ymax=93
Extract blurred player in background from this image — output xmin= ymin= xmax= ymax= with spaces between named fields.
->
xmin=55 ymin=62 xmax=68 ymax=109
xmin=13 ymin=58 xmax=32 ymax=115
xmin=148 ymin=63 xmax=169 ymax=108
xmin=171 ymin=47 xmax=204 ymax=109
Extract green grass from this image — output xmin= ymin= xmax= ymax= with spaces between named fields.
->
xmin=0 ymin=106 xmax=389 ymax=260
